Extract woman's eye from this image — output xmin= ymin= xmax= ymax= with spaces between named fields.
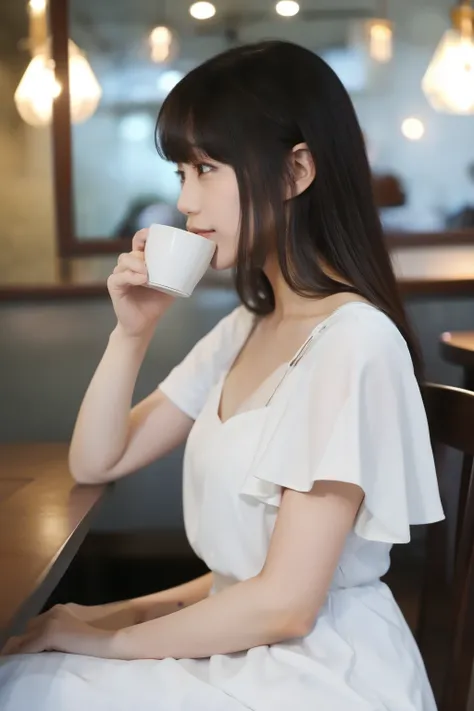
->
xmin=175 ymin=163 xmax=214 ymax=183
xmin=196 ymin=163 xmax=214 ymax=176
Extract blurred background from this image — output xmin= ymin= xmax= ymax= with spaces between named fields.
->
xmin=1 ymin=0 xmax=474 ymax=640
xmin=1 ymin=0 xmax=474 ymax=281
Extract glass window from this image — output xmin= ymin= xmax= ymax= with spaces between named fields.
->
xmin=69 ymin=0 xmax=474 ymax=241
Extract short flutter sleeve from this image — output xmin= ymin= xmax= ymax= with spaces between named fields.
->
xmin=159 ymin=305 xmax=254 ymax=420
xmin=240 ymin=309 xmax=444 ymax=544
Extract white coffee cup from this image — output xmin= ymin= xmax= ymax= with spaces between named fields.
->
xmin=144 ymin=223 xmax=216 ymax=298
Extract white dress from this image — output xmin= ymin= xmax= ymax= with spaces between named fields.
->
xmin=0 ymin=302 xmax=445 ymax=711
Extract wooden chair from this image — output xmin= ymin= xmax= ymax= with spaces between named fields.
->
xmin=418 ymin=383 xmax=474 ymax=710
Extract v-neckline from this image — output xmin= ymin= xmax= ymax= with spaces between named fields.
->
xmin=216 ymin=301 xmax=370 ymax=426
xmin=215 ymin=363 xmax=286 ymax=427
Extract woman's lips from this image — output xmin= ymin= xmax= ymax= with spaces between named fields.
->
xmin=191 ymin=229 xmax=215 ymax=238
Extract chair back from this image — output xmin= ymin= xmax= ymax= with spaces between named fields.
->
xmin=419 ymin=383 xmax=474 ymax=710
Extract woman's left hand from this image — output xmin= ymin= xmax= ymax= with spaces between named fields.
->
xmin=1 ymin=604 xmax=116 ymax=658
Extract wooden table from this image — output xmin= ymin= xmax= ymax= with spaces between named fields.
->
xmin=440 ymin=331 xmax=474 ymax=391
xmin=0 ymin=443 xmax=107 ymax=649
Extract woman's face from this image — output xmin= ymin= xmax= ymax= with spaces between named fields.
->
xmin=176 ymin=158 xmax=241 ymax=270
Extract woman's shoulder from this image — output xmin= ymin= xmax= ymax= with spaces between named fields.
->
xmin=325 ymin=301 xmax=409 ymax=350
xmin=312 ymin=301 xmax=414 ymax=376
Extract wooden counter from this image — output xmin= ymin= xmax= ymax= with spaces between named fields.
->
xmin=0 ymin=443 xmax=107 ymax=649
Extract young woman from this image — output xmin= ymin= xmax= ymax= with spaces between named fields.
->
xmin=0 ymin=40 xmax=444 ymax=711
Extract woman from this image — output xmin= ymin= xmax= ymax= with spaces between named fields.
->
xmin=0 ymin=40 xmax=444 ymax=710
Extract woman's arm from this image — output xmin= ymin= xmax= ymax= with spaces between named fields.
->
xmin=69 ymin=326 xmax=194 ymax=484
xmin=134 ymin=572 xmax=214 ymax=621
xmin=110 ymin=481 xmax=364 ymax=660
xmin=113 ymin=575 xmax=286 ymax=660
xmin=67 ymin=573 xmax=214 ymax=631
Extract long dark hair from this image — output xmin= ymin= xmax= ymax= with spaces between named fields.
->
xmin=156 ymin=40 xmax=423 ymax=379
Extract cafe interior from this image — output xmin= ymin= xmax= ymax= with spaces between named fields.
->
xmin=1 ymin=0 xmax=474 ymax=707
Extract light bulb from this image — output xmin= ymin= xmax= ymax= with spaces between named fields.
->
xmin=150 ymin=26 xmax=172 ymax=45
xmin=14 ymin=40 xmax=102 ymax=127
xmin=14 ymin=54 xmax=61 ymax=126
xmin=401 ymin=117 xmax=425 ymax=141
xmin=149 ymin=25 xmax=175 ymax=63
xmin=68 ymin=41 xmax=102 ymax=122
xmin=275 ymin=1 xmax=300 ymax=17
xmin=366 ymin=19 xmax=393 ymax=63
xmin=422 ymin=29 xmax=474 ymax=114
xmin=29 ymin=0 xmax=47 ymax=14
xmin=151 ymin=44 xmax=172 ymax=62
xmin=422 ymin=1 xmax=474 ymax=114
xmin=189 ymin=2 xmax=216 ymax=21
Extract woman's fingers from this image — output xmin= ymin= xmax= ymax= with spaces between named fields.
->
xmin=108 ymin=250 xmax=149 ymax=291
xmin=115 ymin=252 xmax=147 ymax=275
xmin=131 ymin=228 xmax=149 ymax=253
xmin=1 ymin=636 xmax=21 ymax=656
xmin=11 ymin=632 xmax=48 ymax=655
xmin=107 ymin=270 xmax=148 ymax=290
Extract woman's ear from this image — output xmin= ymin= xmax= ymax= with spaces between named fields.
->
xmin=286 ymin=142 xmax=316 ymax=198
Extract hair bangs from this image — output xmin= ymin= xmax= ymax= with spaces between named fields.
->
xmin=156 ymin=70 xmax=241 ymax=167
xmin=155 ymin=93 xmax=198 ymax=166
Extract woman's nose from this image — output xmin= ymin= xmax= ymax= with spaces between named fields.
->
xmin=177 ymin=180 xmax=200 ymax=216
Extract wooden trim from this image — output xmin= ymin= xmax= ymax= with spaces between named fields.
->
xmin=50 ymin=0 xmax=75 ymax=259
xmin=386 ymin=231 xmax=474 ymax=249
xmin=0 ymin=277 xmax=474 ymax=301
xmin=58 ymin=231 xmax=474 ymax=258
xmin=398 ymin=278 xmax=474 ymax=296
xmin=63 ymin=237 xmax=133 ymax=256
xmin=0 ymin=284 xmax=109 ymax=300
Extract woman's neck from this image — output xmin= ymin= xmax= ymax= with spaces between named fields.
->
xmin=262 ymin=253 xmax=353 ymax=322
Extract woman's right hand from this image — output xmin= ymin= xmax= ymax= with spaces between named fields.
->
xmin=107 ymin=228 xmax=174 ymax=338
